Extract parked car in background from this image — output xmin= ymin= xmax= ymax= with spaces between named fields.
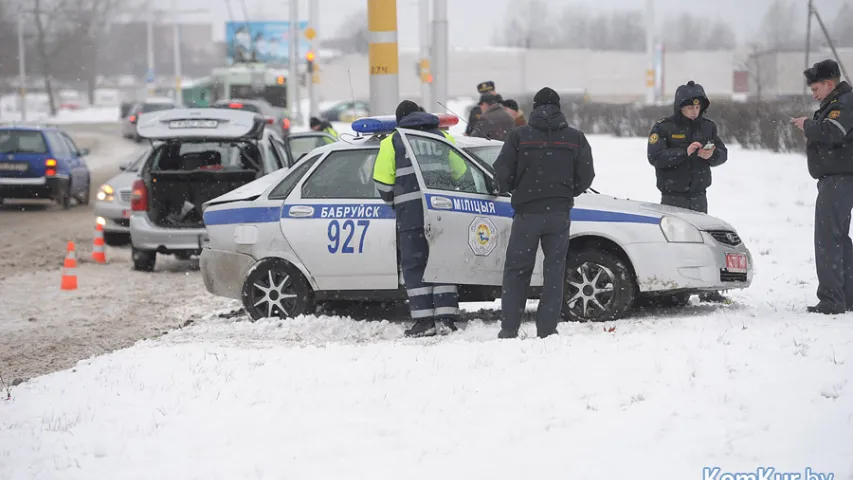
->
xmin=210 ymin=98 xmax=291 ymax=139
xmin=283 ymin=131 xmax=338 ymax=162
xmin=121 ymin=98 xmax=181 ymax=142
xmin=320 ymin=100 xmax=370 ymax=122
xmin=0 ymin=125 xmax=91 ymax=208
xmin=93 ymin=147 xmax=151 ymax=246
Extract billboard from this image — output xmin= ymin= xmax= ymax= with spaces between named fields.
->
xmin=225 ymin=21 xmax=310 ymax=65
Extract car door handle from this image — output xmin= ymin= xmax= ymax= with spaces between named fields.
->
xmin=288 ymin=205 xmax=315 ymax=217
xmin=430 ymin=196 xmax=453 ymax=210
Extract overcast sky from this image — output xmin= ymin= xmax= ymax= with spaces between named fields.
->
xmin=155 ymin=0 xmax=842 ymax=49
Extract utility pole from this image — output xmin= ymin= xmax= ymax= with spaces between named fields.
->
xmin=431 ymin=0 xmax=447 ymax=108
xmin=146 ymin=5 xmax=155 ymax=97
xmin=367 ymin=0 xmax=400 ymax=116
xmin=17 ymin=12 xmax=27 ymax=121
xmin=288 ymin=0 xmax=301 ymax=125
xmin=644 ymin=0 xmax=655 ymax=104
xmin=418 ymin=0 xmax=431 ymax=110
xmin=308 ymin=0 xmax=319 ymax=118
xmin=172 ymin=1 xmax=181 ymax=105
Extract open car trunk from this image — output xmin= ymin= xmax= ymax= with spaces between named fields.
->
xmin=146 ymin=139 xmax=264 ymax=228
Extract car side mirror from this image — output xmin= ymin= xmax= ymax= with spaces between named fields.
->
xmin=78 ymin=148 xmax=90 ymax=156
xmin=118 ymin=161 xmax=129 ymax=171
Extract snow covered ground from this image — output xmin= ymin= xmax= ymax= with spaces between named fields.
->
xmin=2 ymin=132 xmax=852 ymax=479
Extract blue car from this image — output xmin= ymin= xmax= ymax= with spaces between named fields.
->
xmin=0 ymin=125 xmax=91 ymax=208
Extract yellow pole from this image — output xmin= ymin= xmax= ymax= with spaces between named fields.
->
xmin=367 ymin=0 xmax=399 ymax=115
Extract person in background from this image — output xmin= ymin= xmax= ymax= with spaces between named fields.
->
xmin=791 ymin=59 xmax=853 ymax=314
xmin=310 ymin=116 xmax=339 ymax=140
xmin=501 ymin=98 xmax=527 ymax=126
xmin=647 ymin=80 xmax=728 ymax=303
xmin=471 ymin=93 xmax=515 ymax=141
xmin=465 ymin=81 xmax=497 ymax=136
xmin=372 ymin=101 xmax=465 ymax=337
xmin=493 ymin=87 xmax=595 ymax=339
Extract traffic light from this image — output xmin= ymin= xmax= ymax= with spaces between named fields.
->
xmin=276 ymin=75 xmax=285 ymax=85
xmin=305 ymin=50 xmax=316 ymax=73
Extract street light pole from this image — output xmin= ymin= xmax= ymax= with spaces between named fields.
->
xmin=288 ymin=0 xmax=300 ymax=125
xmin=146 ymin=6 xmax=155 ymax=96
xmin=309 ymin=0 xmax=319 ymax=118
xmin=172 ymin=1 xmax=181 ymax=105
xmin=431 ymin=0 xmax=447 ymax=108
xmin=18 ymin=12 xmax=27 ymax=121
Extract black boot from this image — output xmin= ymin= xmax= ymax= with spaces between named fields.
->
xmin=807 ymin=303 xmax=846 ymax=315
xmin=699 ymin=291 xmax=729 ymax=303
xmin=498 ymin=328 xmax=518 ymax=339
xmin=404 ymin=319 xmax=436 ymax=337
xmin=435 ymin=318 xmax=458 ymax=336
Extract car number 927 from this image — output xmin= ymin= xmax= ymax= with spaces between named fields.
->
xmin=328 ymin=220 xmax=370 ymax=254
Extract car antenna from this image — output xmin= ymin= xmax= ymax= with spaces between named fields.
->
xmin=436 ymin=100 xmax=492 ymax=140
xmin=347 ymin=68 xmax=362 ymax=141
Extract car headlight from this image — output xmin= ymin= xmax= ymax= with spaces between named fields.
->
xmin=97 ymin=184 xmax=114 ymax=202
xmin=659 ymin=215 xmax=704 ymax=243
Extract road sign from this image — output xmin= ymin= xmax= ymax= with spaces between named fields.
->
xmin=304 ymin=27 xmax=316 ymax=40
xmin=145 ymin=69 xmax=156 ymax=84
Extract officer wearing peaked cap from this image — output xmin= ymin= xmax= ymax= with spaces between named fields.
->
xmin=791 ymin=59 xmax=853 ymax=314
xmin=465 ymin=81 xmax=496 ymax=136
xmin=372 ymin=100 xmax=469 ymax=337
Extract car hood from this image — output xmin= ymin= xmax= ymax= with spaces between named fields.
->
xmin=103 ymin=170 xmax=140 ymax=192
xmin=578 ymin=192 xmax=737 ymax=231
xmin=203 ymin=167 xmax=291 ymax=209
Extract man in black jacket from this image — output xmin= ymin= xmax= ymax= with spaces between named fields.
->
xmin=493 ymin=87 xmax=595 ymax=339
xmin=648 ymin=80 xmax=729 ymax=303
xmin=791 ymin=59 xmax=853 ymax=314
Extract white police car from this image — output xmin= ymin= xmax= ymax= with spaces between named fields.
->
xmin=199 ymin=113 xmax=754 ymax=322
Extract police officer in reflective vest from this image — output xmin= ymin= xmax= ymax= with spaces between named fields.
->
xmin=791 ymin=59 xmax=853 ymax=314
xmin=310 ymin=116 xmax=339 ymax=141
xmin=372 ymin=100 xmax=468 ymax=337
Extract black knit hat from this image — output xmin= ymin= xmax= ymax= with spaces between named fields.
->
xmin=309 ymin=116 xmax=322 ymax=128
xmin=479 ymin=93 xmax=499 ymax=105
xmin=804 ymin=59 xmax=842 ymax=85
xmin=533 ymin=87 xmax=561 ymax=110
xmin=502 ymin=99 xmax=519 ymax=111
xmin=395 ymin=100 xmax=420 ymax=122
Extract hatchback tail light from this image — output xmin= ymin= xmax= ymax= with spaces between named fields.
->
xmin=282 ymin=118 xmax=291 ymax=130
xmin=265 ymin=116 xmax=275 ymax=125
xmin=129 ymin=114 xmax=137 ymax=124
xmin=45 ymin=158 xmax=57 ymax=176
xmin=130 ymin=179 xmax=148 ymax=211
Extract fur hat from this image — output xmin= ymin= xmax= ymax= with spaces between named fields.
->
xmin=533 ymin=87 xmax=561 ymax=110
xmin=395 ymin=100 xmax=420 ymax=122
xmin=804 ymin=59 xmax=842 ymax=85
xmin=477 ymin=81 xmax=496 ymax=94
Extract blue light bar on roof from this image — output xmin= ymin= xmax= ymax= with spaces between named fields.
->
xmin=350 ymin=113 xmax=460 ymax=134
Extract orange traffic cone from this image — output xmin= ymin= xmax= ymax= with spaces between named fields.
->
xmin=61 ymin=241 xmax=78 ymax=290
xmin=92 ymin=223 xmax=106 ymax=264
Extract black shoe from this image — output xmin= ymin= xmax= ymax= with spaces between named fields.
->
xmin=537 ymin=330 xmax=558 ymax=339
xmin=404 ymin=319 xmax=436 ymax=338
xmin=435 ymin=319 xmax=458 ymax=336
xmin=498 ymin=328 xmax=518 ymax=339
xmin=699 ymin=291 xmax=729 ymax=303
xmin=807 ymin=303 xmax=846 ymax=315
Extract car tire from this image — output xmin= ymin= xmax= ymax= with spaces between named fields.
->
xmin=131 ymin=247 xmax=156 ymax=272
xmin=174 ymin=252 xmax=192 ymax=260
xmin=561 ymin=249 xmax=636 ymax=323
xmin=60 ymin=183 xmax=72 ymax=210
xmin=78 ymin=179 xmax=91 ymax=205
xmin=241 ymin=259 xmax=314 ymax=321
xmin=104 ymin=232 xmax=130 ymax=247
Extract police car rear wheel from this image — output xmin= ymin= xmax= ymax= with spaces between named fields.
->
xmin=242 ymin=260 xmax=314 ymax=321
xmin=562 ymin=249 xmax=635 ymax=323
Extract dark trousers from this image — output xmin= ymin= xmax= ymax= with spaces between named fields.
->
xmin=814 ymin=176 xmax=853 ymax=310
xmin=501 ymin=211 xmax=572 ymax=337
xmin=661 ymin=192 xmax=708 ymax=213
xmin=398 ymin=228 xmax=460 ymax=321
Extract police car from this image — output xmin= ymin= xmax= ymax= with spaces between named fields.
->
xmin=199 ymin=113 xmax=754 ymax=323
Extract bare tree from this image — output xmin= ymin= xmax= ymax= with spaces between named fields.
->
xmin=662 ymin=14 xmax=738 ymax=51
xmin=702 ymin=21 xmax=737 ymax=50
xmin=606 ymin=11 xmax=645 ymax=52
xmin=557 ymin=6 xmax=591 ymax=49
xmin=755 ymin=0 xmax=803 ymax=51
xmin=321 ymin=9 xmax=368 ymax=54
xmin=495 ymin=0 xmax=558 ymax=48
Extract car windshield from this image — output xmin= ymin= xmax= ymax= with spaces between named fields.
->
xmin=150 ymin=141 xmax=262 ymax=172
xmin=289 ymin=135 xmax=334 ymax=161
xmin=0 ymin=130 xmax=48 ymax=154
xmin=215 ymin=102 xmax=263 ymax=114
xmin=142 ymin=103 xmax=178 ymax=113
xmin=463 ymin=146 xmax=502 ymax=167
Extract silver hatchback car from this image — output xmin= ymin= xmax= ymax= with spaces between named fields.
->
xmin=128 ymin=108 xmax=291 ymax=271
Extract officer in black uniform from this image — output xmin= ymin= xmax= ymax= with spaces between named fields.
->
xmin=465 ymin=81 xmax=496 ymax=136
xmin=791 ymin=59 xmax=853 ymax=314
xmin=647 ymin=80 xmax=729 ymax=303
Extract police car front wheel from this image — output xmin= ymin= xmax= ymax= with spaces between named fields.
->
xmin=241 ymin=259 xmax=314 ymax=321
xmin=562 ymin=249 xmax=636 ymax=323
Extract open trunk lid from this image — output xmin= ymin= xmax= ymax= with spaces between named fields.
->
xmin=136 ymin=108 xmax=265 ymax=142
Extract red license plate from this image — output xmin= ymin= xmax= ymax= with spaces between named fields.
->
xmin=122 ymin=209 xmax=131 ymax=218
xmin=726 ymin=253 xmax=748 ymax=272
